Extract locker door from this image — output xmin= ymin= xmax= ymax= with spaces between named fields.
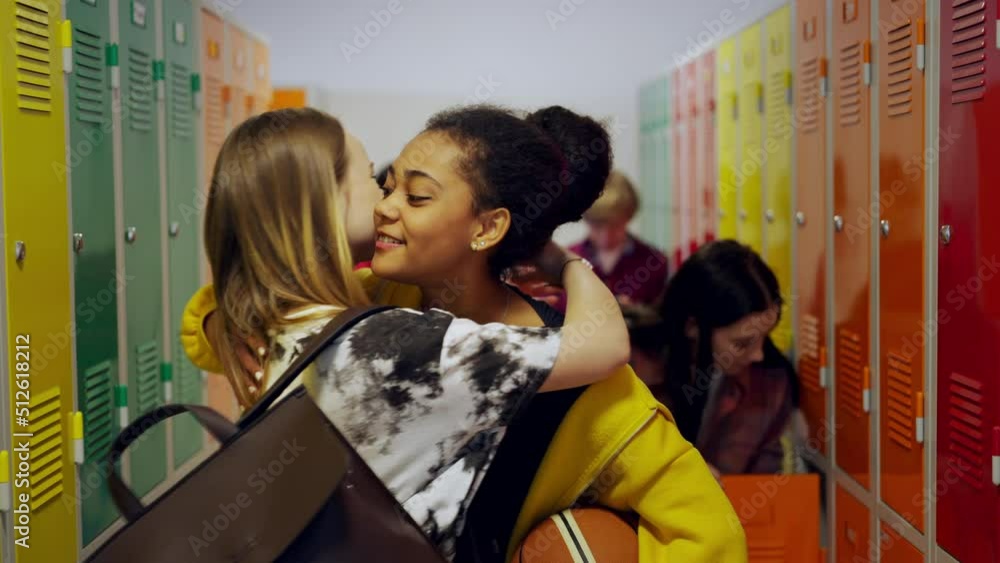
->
xmin=252 ymin=38 xmax=270 ymax=114
xmin=877 ymin=0 xmax=926 ymax=531
xmin=764 ymin=6 xmax=794 ymax=353
xmin=65 ymin=0 xmax=119 ymax=544
xmin=0 ymin=0 xmax=78 ymax=561
xmin=226 ymin=23 xmax=250 ymax=127
xmin=163 ymin=0 xmax=202 ymax=469
xmin=722 ymin=474 xmax=821 ymax=562
xmin=119 ymin=0 xmax=165 ymax=497
xmin=657 ymin=76 xmax=672 ymax=253
xmin=836 ymin=486 xmax=873 ymax=562
xmin=832 ymin=0 xmax=872 ymax=490
xmin=698 ymin=51 xmax=717 ymax=244
xmin=738 ymin=24 xmax=763 ymax=253
xmin=200 ymin=7 xmax=237 ymax=421
xmin=936 ymin=1 xmax=1000 ymax=561
xmin=879 ymin=522 xmax=923 ymax=563
xmin=717 ymin=38 xmax=739 ymax=239
xmin=670 ymin=67 xmax=682 ymax=268
xmin=683 ymin=61 xmax=698 ymax=260
xmin=795 ymin=0 xmax=830 ymax=457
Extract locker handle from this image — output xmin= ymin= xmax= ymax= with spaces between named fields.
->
xmin=61 ymin=20 xmax=73 ymax=74
xmin=862 ymin=366 xmax=871 ymax=413
xmin=72 ymin=412 xmax=84 ymax=464
xmin=915 ymin=391 xmax=924 ymax=444
xmin=916 ymin=19 xmax=926 ymax=71
xmin=819 ymin=346 xmax=828 ymax=389
xmin=992 ymin=427 xmax=1000 ymax=486
xmin=863 ymin=41 xmax=872 ymax=86
xmin=0 ymin=451 xmax=9 ymax=512
xmin=819 ymin=57 xmax=829 ymax=97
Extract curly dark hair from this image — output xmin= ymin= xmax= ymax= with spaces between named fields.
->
xmin=424 ymin=104 xmax=612 ymax=276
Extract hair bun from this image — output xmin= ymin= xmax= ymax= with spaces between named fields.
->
xmin=525 ymin=106 xmax=613 ymax=224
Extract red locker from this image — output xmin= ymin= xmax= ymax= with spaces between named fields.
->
xmin=836 ymin=486 xmax=873 ymax=562
xmin=832 ymin=0 xmax=872 ymax=490
xmin=879 ymin=522 xmax=923 ymax=563
xmin=683 ymin=61 xmax=698 ymax=259
xmin=877 ymin=0 xmax=927 ymax=532
xmin=671 ymin=67 xmax=683 ymax=269
xmin=697 ymin=51 xmax=717 ymax=244
xmin=794 ymin=0 xmax=829 ymax=456
xmin=937 ymin=0 xmax=1000 ymax=561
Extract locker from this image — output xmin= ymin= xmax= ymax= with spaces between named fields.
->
xmin=1 ymin=0 xmax=79 ymax=561
xmin=226 ymin=23 xmax=251 ymax=127
xmin=721 ymin=474 xmax=821 ymax=562
xmin=697 ymin=50 xmax=716 ymax=244
xmin=682 ymin=61 xmax=698 ymax=261
xmin=877 ymin=0 xmax=927 ymax=531
xmin=764 ymin=6 xmax=794 ymax=353
xmin=654 ymin=76 xmax=671 ymax=254
xmin=717 ymin=37 xmax=739 ymax=239
xmin=879 ymin=522 xmax=923 ymax=563
xmin=670 ymin=67 xmax=682 ymax=268
xmin=163 ymin=0 xmax=203 ymax=469
xmin=936 ymin=0 xmax=1000 ymax=560
xmin=836 ymin=486 xmax=873 ymax=562
xmin=832 ymin=0 xmax=872 ymax=490
xmin=794 ymin=0 xmax=829 ymax=457
xmin=65 ymin=0 xmax=120 ymax=544
xmin=251 ymin=37 xmax=270 ymax=114
xmin=200 ymin=7 xmax=238 ymax=421
xmin=119 ymin=0 xmax=166 ymax=497
xmin=737 ymin=24 xmax=763 ymax=253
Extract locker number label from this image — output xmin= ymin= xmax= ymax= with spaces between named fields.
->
xmin=132 ymin=1 xmax=147 ymax=27
xmin=175 ymin=22 xmax=187 ymax=45
xmin=12 ymin=334 xmax=32 ymax=549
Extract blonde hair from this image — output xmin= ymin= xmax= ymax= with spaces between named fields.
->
xmin=583 ymin=170 xmax=639 ymax=223
xmin=204 ymin=107 xmax=370 ymax=408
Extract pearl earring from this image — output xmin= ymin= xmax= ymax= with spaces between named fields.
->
xmin=471 ymin=242 xmax=478 ymax=251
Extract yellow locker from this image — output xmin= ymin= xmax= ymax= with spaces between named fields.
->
xmin=716 ymin=37 xmax=739 ymax=239
xmin=738 ymin=23 xmax=763 ymax=253
xmin=1 ymin=0 xmax=78 ymax=561
xmin=764 ymin=7 xmax=793 ymax=352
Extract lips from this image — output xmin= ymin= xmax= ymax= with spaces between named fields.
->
xmin=375 ymin=233 xmax=405 ymax=250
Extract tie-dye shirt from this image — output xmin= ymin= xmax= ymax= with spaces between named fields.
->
xmin=262 ymin=305 xmax=561 ymax=559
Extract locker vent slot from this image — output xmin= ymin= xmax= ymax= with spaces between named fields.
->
xmin=838 ymin=43 xmax=862 ymax=127
xmin=83 ymin=360 xmax=115 ymax=461
xmin=950 ymin=0 xmax=986 ymax=104
xmin=836 ymin=328 xmax=864 ymax=418
xmin=946 ymin=371 xmax=985 ymax=488
xmin=136 ymin=341 xmax=162 ymax=415
xmin=799 ymin=58 xmax=819 ymax=133
xmin=886 ymin=353 xmax=914 ymax=449
xmin=74 ymin=26 xmax=106 ymax=125
xmin=14 ymin=0 xmax=53 ymax=113
xmin=27 ymin=386 xmax=64 ymax=511
xmin=766 ymin=71 xmax=788 ymax=138
xmin=169 ymin=62 xmax=194 ymax=138
xmin=748 ymin=542 xmax=785 ymax=563
xmin=205 ymin=74 xmax=226 ymax=162
xmin=799 ymin=314 xmax=822 ymax=393
xmin=887 ymin=21 xmax=914 ymax=117
xmin=176 ymin=337 xmax=202 ymax=403
xmin=127 ymin=47 xmax=154 ymax=132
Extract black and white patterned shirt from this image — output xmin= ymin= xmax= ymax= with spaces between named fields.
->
xmin=262 ymin=305 xmax=560 ymax=559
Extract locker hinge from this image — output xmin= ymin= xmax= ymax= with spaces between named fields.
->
xmin=162 ymin=363 xmax=173 ymax=403
xmin=107 ymin=43 xmax=120 ymax=91
xmin=116 ymin=385 xmax=128 ymax=427
xmin=0 ymin=451 xmax=9 ymax=512
xmin=154 ymin=59 xmax=166 ymax=101
xmin=914 ymin=391 xmax=924 ymax=444
xmin=819 ymin=57 xmax=828 ymax=97
xmin=862 ymin=366 xmax=871 ymax=413
xmin=916 ymin=18 xmax=926 ymax=72
xmin=863 ymin=41 xmax=872 ymax=86
xmin=61 ymin=20 xmax=73 ymax=74
xmin=192 ymin=73 xmax=202 ymax=111
xmin=992 ymin=427 xmax=1000 ymax=486
xmin=72 ymin=411 xmax=84 ymax=464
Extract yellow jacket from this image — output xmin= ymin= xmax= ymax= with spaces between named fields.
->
xmin=180 ymin=272 xmax=748 ymax=562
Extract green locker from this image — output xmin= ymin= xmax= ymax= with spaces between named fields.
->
xmin=66 ymin=0 xmax=120 ymax=544
xmin=118 ymin=0 xmax=166 ymax=496
xmin=162 ymin=0 xmax=203 ymax=468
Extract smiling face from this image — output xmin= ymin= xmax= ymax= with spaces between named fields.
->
xmin=371 ymin=131 xmax=486 ymax=286
xmin=341 ymin=132 xmax=382 ymax=260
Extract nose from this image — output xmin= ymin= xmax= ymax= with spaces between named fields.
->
xmin=373 ymin=192 xmax=399 ymax=223
xmin=749 ymin=342 xmax=765 ymax=364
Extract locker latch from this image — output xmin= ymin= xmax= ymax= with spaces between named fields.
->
xmin=915 ymin=391 xmax=924 ymax=444
xmin=154 ymin=60 xmax=166 ymax=101
xmin=73 ymin=412 xmax=84 ymax=465
xmin=62 ymin=20 xmax=73 ymax=74
xmin=916 ymin=19 xmax=926 ymax=72
xmin=992 ymin=427 xmax=1000 ymax=486
xmin=116 ymin=385 xmax=129 ymax=428
xmin=785 ymin=71 xmax=793 ymax=105
xmin=107 ymin=43 xmax=121 ymax=91
xmin=162 ymin=363 xmax=173 ymax=403
xmin=0 ymin=451 xmax=9 ymax=512
xmin=757 ymin=82 xmax=764 ymax=114
xmin=863 ymin=41 xmax=872 ymax=87
xmin=819 ymin=58 xmax=828 ymax=97
xmin=862 ymin=366 xmax=871 ymax=413
xmin=819 ymin=346 xmax=828 ymax=388
xmin=192 ymin=73 xmax=202 ymax=112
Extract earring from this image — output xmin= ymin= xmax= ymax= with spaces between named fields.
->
xmin=471 ymin=242 xmax=479 ymax=251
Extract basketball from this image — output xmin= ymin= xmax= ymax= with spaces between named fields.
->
xmin=512 ymin=507 xmax=638 ymax=563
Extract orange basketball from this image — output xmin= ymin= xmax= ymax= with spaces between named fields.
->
xmin=512 ymin=507 xmax=638 ymax=563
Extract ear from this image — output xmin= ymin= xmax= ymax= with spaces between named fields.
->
xmin=470 ymin=207 xmax=511 ymax=250
xmin=684 ymin=317 xmax=698 ymax=340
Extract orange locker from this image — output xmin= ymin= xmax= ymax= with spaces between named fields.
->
xmin=697 ymin=51 xmax=717 ymax=244
xmin=879 ymin=522 xmax=924 ymax=563
xmin=252 ymin=37 xmax=271 ymax=114
xmin=200 ymin=7 xmax=237 ymax=421
xmin=670 ymin=67 xmax=683 ymax=269
xmin=832 ymin=0 xmax=872 ymax=490
xmin=270 ymin=87 xmax=307 ymax=109
xmin=877 ymin=0 xmax=927 ymax=530
xmin=682 ymin=61 xmax=698 ymax=259
xmin=721 ymin=474 xmax=821 ymax=562
xmin=836 ymin=486 xmax=873 ymax=562
xmin=794 ymin=0 xmax=830 ymax=456
xmin=226 ymin=23 xmax=251 ymax=128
